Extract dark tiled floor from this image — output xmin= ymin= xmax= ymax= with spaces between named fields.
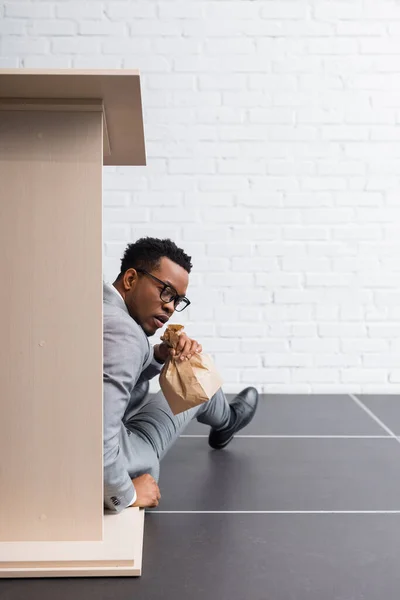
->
xmin=155 ymin=437 xmax=400 ymax=511
xmin=357 ymin=395 xmax=400 ymax=435
xmin=184 ymin=394 xmax=386 ymax=436
xmin=2 ymin=394 xmax=400 ymax=600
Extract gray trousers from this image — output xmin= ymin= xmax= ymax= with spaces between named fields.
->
xmin=121 ymin=384 xmax=231 ymax=482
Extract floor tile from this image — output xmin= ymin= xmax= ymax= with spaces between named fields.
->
xmin=155 ymin=437 xmax=400 ymax=511
xmin=3 ymin=514 xmax=400 ymax=600
xmin=183 ymin=394 xmax=386 ymax=436
xmin=356 ymin=395 xmax=400 ymax=435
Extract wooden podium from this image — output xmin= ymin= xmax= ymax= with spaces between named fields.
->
xmin=0 ymin=70 xmax=146 ymax=577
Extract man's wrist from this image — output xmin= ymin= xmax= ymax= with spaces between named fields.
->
xmin=153 ymin=344 xmax=166 ymax=364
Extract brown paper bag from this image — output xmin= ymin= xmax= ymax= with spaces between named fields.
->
xmin=159 ymin=325 xmax=223 ymax=415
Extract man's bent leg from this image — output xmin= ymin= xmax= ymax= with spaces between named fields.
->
xmin=195 ymin=388 xmax=231 ymax=430
xmin=124 ymin=387 xmax=231 ymax=463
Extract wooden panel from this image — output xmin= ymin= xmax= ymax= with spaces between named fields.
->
xmin=0 ymin=509 xmax=144 ymax=577
xmin=0 ymin=69 xmax=146 ymax=166
xmin=0 ymin=109 xmax=103 ymax=541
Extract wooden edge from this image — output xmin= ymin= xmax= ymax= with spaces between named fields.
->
xmin=102 ymin=106 xmax=111 ymax=157
xmin=0 ymin=509 xmax=145 ymax=578
xmin=0 ymin=98 xmax=104 ymax=111
xmin=0 ymin=68 xmax=140 ymax=77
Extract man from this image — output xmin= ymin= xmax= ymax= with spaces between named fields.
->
xmin=103 ymin=237 xmax=258 ymax=512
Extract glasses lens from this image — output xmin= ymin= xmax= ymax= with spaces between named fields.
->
xmin=175 ymin=298 xmax=189 ymax=312
xmin=160 ymin=286 xmax=175 ymax=303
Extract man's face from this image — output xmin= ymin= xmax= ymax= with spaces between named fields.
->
xmin=118 ymin=257 xmax=189 ymax=337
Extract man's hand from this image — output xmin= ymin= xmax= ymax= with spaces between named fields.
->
xmin=130 ymin=474 xmax=161 ymax=508
xmin=173 ymin=333 xmax=202 ymax=361
xmin=154 ymin=334 xmax=202 ymax=364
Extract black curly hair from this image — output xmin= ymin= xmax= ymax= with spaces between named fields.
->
xmin=117 ymin=237 xmax=193 ymax=279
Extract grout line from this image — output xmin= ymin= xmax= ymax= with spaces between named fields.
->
xmin=349 ymin=394 xmax=400 ymax=444
xmin=179 ymin=434 xmax=392 ymax=439
xmin=149 ymin=510 xmax=400 ymax=515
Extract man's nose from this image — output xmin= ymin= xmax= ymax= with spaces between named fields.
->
xmin=163 ymin=300 xmax=175 ymax=316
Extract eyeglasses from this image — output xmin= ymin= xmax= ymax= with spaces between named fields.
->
xmin=136 ymin=269 xmax=191 ymax=312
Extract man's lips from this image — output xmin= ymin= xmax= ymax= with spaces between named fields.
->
xmin=153 ymin=316 xmax=168 ymax=328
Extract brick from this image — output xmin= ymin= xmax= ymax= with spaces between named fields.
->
xmin=218 ymin=323 xmax=266 ymax=338
xmin=319 ymin=323 xmax=367 ymax=338
xmin=146 ymin=74 xmax=195 ymax=91
xmin=197 ymin=107 xmax=245 ymax=124
xmin=341 ymin=369 xmax=388 ymax=384
xmin=262 ymin=354 xmax=313 ymax=367
xmin=0 ymin=57 xmax=19 ymax=67
xmin=31 ymin=20 xmax=77 ymax=35
xmin=260 ymin=2 xmax=308 ymax=19
xmin=292 ymin=369 xmax=340 ymax=383
xmin=363 ymin=355 xmax=400 ymax=368
xmin=305 ymin=273 xmax=354 ymax=287
xmin=79 ymin=21 xmax=126 ymax=36
xmin=315 ymin=354 xmax=361 ymax=367
xmin=151 ymin=208 xmax=197 ymax=223
xmin=241 ymin=369 xmax=291 ymax=383
xmin=207 ymin=243 xmax=252 ymax=257
xmin=105 ymin=209 xmax=149 ymax=223
xmin=1 ymin=37 xmax=49 ymax=55
xmin=130 ymin=19 xmax=183 ymax=37
xmin=201 ymin=338 xmax=241 ymax=353
xmin=321 ymin=126 xmax=369 ymax=141
xmin=106 ymin=2 xmax=156 ymax=19
xmin=5 ymin=3 xmax=53 ymax=18
xmin=360 ymin=39 xmax=400 ymax=54
xmin=249 ymin=74 xmax=297 ymax=92
xmin=267 ymin=161 xmax=316 ymax=176
xmin=159 ymin=2 xmax=204 ymax=18
xmin=170 ymin=158 xmax=215 ymax=175
xmin=217 ymin=159 xmax=265 ymax=175
xmin=0 ymin=18 xmax=27 ymax=35
xmin=216 ymin=354 xmax=262 ymax=368
xmin=291 ymin=339 xmax=340 ymax=353
xmin=73 ymin=56 xmax=123 ymax=69
xmin=232 ymin=257 xmax=280 ymax=272
xmin=368 ymin=324 xmax=400 ymax=338
xmin=57 ymin=3 xmax=104 ymax=19
xmin=198 ymin=74 xmax=247 ymax=91
xmin=103 ymin=192 xmax=130 ymax=207
xmin=201 ymin=207 xmax=250 ymax=224
xmin=52 ymin=37 xmax=101 ymax=54
xmin=102 ymin=38 xmax=152 ymax=54
xmin=205 ymin=38 xmax=255 ymax=55
xmin=206 ymin=273 xmax=253 ymax=288
xmin=255 ymin=272 xmax=302 ymax=288
xmin=306 ymin=38 xmax=359 ymax=55
xmin=186 ymin=193 xmax=233 ymax=207
xmin=283 ymin=227 xmax=329 ymax=241
xmin=182 ymin=19 xmax=243 ymax=37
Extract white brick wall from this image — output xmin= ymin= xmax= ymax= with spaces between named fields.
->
xmin=1 ymin=0 xmax=400 ymax=393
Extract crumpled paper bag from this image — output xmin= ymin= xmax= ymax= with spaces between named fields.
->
xmin=159 ymin=324 xmax=223 ymax=415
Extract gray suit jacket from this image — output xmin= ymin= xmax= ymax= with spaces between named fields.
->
xmin=103 ymin=282 xmax=162 ymax=512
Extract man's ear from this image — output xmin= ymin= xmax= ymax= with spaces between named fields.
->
xmin=122 ymin=268 xmax=138 ymax=291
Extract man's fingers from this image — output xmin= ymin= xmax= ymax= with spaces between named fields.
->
xmin=179 ymin=339 xmax=192 ymax=360
xmin=174 ymin=335 xmax=202 ymax=361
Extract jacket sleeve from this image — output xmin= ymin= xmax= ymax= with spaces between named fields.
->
xmin=136 ymin=349 xmax=164 ymax=384
xmin=103 ymin=314 xmax=146 ymax=512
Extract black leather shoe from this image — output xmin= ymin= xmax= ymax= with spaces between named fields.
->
xmin=209 ymin=387 xmax=259 ymax=450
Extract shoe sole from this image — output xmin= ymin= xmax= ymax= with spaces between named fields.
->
xmin=209 ymin=392 xmax=259 ymax=450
